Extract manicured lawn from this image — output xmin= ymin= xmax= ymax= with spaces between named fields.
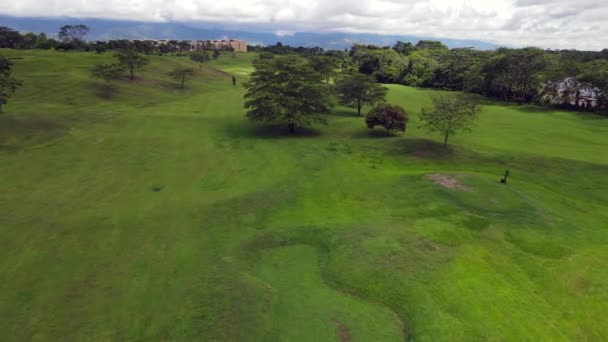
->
xmin=1 ymin=49 xmax=607 ymax=341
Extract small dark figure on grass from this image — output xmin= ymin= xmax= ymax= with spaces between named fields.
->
xmin=232 ymin=76 xmax=237 ymax=86
xmin=501 ymin=170 xmax=511 ymax=184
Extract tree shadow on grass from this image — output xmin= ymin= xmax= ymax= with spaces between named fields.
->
xmin=384 ymin=138 xmax=454 ymax=159
xmin=572 ymin=110 xmax=608 ymax=120
xmin=87 ymin=82 xmax=120 ymax=99
xmin=98 ymin=86 xmax=120 ymax=99
xmin=501 ymin=102 xmax=608 ymax=118
xmin=0 ymin=114 xmax=67 ymax=151
xmin=509 ymin=104 xmax=560 ymax=114
xmin=225 ymin=123 xmax=323 ymax=139
xmin=351 ymin=128 xmax=402 ymax=139
xmin=159 ymin=80 xmax=188 ymax=91
xmin=329 ymin=108 xmax=359 ymax=118
xmin=477 ymin=97 xmax=556 ymax=114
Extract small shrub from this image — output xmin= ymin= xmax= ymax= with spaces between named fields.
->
xmin=365 ymin=104 xmax=408 ymax=136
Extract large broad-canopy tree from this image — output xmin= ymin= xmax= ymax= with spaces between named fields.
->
xmin=34 ymin=33 xmax=56 ymax=50
xmin=416 ymin=40 xmax=449 ymax=51
xmin=0 ymin=56 xmax=23 ymax=113
xmin=401 ymin=49 xmax=440 ymax=87
xmin=431 ymin=48 xmax=482 ymax=90
xmin=334 ymin=73 xmax=388 ymax=116
xmin=352 ymin=48 xmax=405 ymax=83
xmin=393 ymin=41 xmax=416 ymax=56
xmin=58 ymin=24 xmax=89 ymax=46
xmin=481 ymin=48 xmax=548 ymax=103
xmin=115 ymin=50 xmax=149 ymax=80
xmin=244 ymin=55 xmax=332 ymax=133
xmin=0 ymin=27 xmax=24 ymax=49
xmin=419 ymin=93 xmax=481 ymax=148
xmin=90 ymin=63 xmax=125 ymax=84
xmin=501 ymin=48 xmax=548 ymax=104
xmin=308 ymin=55 xmax=340 ymax=83
xmin=366 ymin=104 xmax=409 ymax=136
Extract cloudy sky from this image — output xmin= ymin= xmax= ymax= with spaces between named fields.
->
xmin=1 ymin=0 xmax=606 ymax=50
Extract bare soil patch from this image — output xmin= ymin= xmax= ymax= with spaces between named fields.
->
xmin=426 ymin=174 xmax=473 ymax=192
xmin=332 ymin=319 xmax=352 ymax=342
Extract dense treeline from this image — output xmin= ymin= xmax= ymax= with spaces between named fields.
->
xmin=342 ymin=41 xmax=608 ymax=110
xmin=248 ymin=42 xmax=325 ymax=57
xmin=0 ymin=27 xmax=58 ymax=50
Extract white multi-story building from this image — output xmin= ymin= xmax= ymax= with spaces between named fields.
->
xmin=151 ymin=39 xmax=247 ymax=52
xmin=190 ymin=40 xmax=248 ymax=52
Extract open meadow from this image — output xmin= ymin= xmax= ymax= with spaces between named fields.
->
xmin=1 ymin=49 xmax=608 ymax=341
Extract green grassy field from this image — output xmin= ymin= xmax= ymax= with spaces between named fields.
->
xmin=1 ymin=49 xmax=607 ymax=341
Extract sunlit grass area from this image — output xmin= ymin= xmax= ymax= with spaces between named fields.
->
xmin=1 ymin=50 xmax=607 ymax=341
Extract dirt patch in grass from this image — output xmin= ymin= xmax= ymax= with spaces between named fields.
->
xmin=332 ymin=319 xmax=352 ymax=342
xmin=571 ymin=275 xmax=588 ymax=297
xmin=420 ymin=240 xmax=439 ymax=252
xmin=402 ymin=139 xmax=452 ymax=159
xmin=425 ymin=174 xmax=473 ymax=192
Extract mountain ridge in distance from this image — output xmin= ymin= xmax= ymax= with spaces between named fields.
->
xmin=0 ymin=15 xmax=504 ymax=50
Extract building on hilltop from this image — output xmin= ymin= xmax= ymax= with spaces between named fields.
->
xmin=152 ymin=39 xmax=247 ymax=52
xmin=191 ymin=40 xmax=247 ymax=52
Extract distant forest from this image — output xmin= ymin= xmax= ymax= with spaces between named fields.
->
xmin=2 ymin=25 xmax=607 ymax=112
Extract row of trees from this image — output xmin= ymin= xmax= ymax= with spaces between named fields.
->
xmin=253 ymin=40 xmax=607 ymax=111
xmin=91 ymin=49 xmax=150 ymax=85
xmin=343 ymin=42 xmax=608 ymax=110
xmin=248 ymin=42 xmax=325 ymax=57
xmin=0 ymin=49 xmax=214 ymax=107
xmin=245 ymin=54 xmax=480 ymax=146
xmin=1 ymin=44 xmax=479 ymax=148
xmin=0 ymin=25 xmax=91 ymax=50
xmin=1 ymin=27 xmax=59 ymax=50
xmin=90 ymin=50 xmax=214 ymax=91
xmin=1 ymin=25 xmax=236 ymax=55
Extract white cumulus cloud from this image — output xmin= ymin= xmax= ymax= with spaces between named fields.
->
xmin=0 ymin=0 xmax=606 ymax=49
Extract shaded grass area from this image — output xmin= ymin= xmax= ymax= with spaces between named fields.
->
xmin=1 ymin=49 xmax=608 ymax=341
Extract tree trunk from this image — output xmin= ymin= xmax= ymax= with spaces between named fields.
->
xmin=386 ymin=128 xmax=391 ymax=136
xmin=288 ymin=123 xmax=295 ymax=133
xmin=129 ymin=68 xmax=135 ymax=80
xmin=443 ymin=133 xmax=449 ymax=148
xmin=357 ymin=99 xmax=362 ymax=116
